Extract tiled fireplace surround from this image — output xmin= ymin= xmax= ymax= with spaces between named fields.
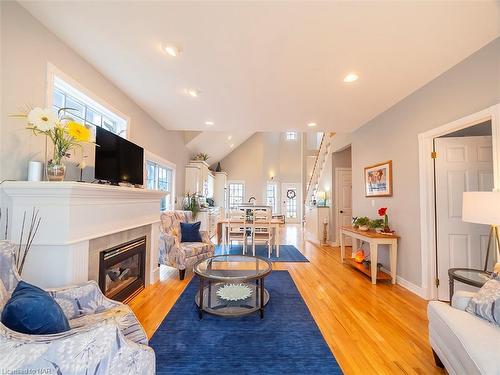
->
xmin=1 ymin=181 xmax=166 ymax=289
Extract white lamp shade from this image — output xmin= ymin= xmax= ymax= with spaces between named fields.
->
xmin=462 ymin=192 xmax=500 ymax=225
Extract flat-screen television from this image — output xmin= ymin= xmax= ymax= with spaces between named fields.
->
xmin=95 ymin=127 xmax=144 ymax=185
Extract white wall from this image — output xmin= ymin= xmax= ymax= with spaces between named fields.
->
xmin=351 ymin=37 xmax=500 ymax=287
xmin=0 ymin=2 xmax=189 ymax=196
xmin=220 ymin=132 xmax=302 ymax=209
xmin=330 ymin=147 xmax=352 ymax=242
xmin=315 ymin=146 xmax=352 ymax=242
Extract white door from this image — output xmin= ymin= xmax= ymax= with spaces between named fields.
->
xmin=435 ymin=136 xmax=493 ymax=300
xmin=335 ymin=168 xmax=352 ymax=246
xmin=281 ymin=183 xmax=301 ymax=223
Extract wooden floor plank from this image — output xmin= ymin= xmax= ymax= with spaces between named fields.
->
xmin=128 ymin=224 xmax=443 ymax=375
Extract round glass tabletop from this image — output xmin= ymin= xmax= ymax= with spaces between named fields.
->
xmin=449 ymin=268 xmax=491 ymax=286
xmin=194 ymin=255 xmax=272 ymax=282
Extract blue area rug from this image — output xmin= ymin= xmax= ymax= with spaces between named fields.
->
xmin=150 ymin=271 xmax=342 ymax=374
xmin=214 ymin=244 xmax=309 ymax=262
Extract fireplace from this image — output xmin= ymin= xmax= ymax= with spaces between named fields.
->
xmin=99 ymin=236 xmax=146 ymax=302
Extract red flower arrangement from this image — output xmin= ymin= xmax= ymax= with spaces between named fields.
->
xmin=378 ymin=207 xmax=389 ymax=231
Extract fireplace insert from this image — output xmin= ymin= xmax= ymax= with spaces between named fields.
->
xmin=99 ymin=236 xmax=146 ymax=302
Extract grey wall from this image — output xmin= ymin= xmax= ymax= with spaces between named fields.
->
xmin=0 ymin=2 xmax=190 ymax=196
xmin=351 ymin=37 xmax=500 ymax=287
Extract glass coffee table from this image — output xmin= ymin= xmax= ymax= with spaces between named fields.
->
xmin=193 ymin=255 xmax=272 ymax=319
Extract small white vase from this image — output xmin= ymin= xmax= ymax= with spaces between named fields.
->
xmin=358 ymin=225 xmax=369 ymax=231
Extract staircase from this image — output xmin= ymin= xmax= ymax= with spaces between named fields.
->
xmin=305 ymin=132 xmax=335 ymax=205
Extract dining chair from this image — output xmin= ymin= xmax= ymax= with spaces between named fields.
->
xmin=227 ymin=209 xmax=248 ymax=254
xmin=251 ymin=207 xmax=274 ymax=257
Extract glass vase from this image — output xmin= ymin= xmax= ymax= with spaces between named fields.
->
xmin=47 ymin=161 xmax=66 ymax=182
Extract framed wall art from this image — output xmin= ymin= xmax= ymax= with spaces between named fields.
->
xmin=364 ymin=160 xmax=393 ymax=197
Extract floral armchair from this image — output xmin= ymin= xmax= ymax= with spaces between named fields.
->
xmin=159 ymin=210 xmax=215 ymax=280
xmin=0 ymin=241 xmax=155 ymax=375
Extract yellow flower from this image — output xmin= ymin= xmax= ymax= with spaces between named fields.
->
xmin=67 ymin=121 xmax=91 ymax=142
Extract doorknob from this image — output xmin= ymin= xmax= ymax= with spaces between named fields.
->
xmin=340 ymin=210 xmax=344 ymax=213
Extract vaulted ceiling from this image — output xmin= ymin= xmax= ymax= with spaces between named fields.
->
xmin=20 ymin=1 xmax=500 ymax=134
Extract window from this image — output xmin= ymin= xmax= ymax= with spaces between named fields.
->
xmin=50 ymin=73 xmax=128 ymax=138
xmin=228 ymin=182 xmax=245 ymax=209
xmin=146 ymin=160 xmax=173 ymax=211
xmin=285 ymin=131 xmax=297 ymax=141
xmin=266 ymin=183 xmax=278 ymax=213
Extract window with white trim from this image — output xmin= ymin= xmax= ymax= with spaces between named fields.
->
xmin=266 ymin=183 xmax=278 ymax=213
xmin=228 ymin=182 xmax=245 ymax=209
xmin=146 ymin=160 xmax=173 ymax=211
xmin=285 ymin=131 xmax=297 ymax=141
xmin=51 ymin=75 xmax=128 ymax=138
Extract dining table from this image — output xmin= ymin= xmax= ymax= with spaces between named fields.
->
xmin=217 ymin=218 xmax=282 ymax=256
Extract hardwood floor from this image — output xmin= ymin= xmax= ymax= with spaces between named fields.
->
xmin=128 ymin=224 xmax=444 ymax=375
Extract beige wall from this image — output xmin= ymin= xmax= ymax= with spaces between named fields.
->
xmin=0 ymin=2 xmax=189 ymax=196
xmin=220 ymin=132 xmax=302 ymax=209
xmin=351 ymin=37 xmax=500 ymax=287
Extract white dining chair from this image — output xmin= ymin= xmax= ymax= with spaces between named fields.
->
xmin=227 ymin=209 xmax=247 ymax=254
xmin=251 ymin=207 xmax=274 ymax=257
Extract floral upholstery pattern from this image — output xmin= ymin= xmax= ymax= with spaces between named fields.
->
xmin=0 ymin=241 xmax=154 ymax=374
xmin=159 ymin=210 xmax=215 ymax=271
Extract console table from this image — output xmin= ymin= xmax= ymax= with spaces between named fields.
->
xmin=340 ymin=226 xmax=399 ymax=284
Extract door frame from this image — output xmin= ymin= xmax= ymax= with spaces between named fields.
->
xmin=418 ymin=103 xmax=500 ymax=300
xmin=334 ymin=167 xmax=352 ymax=247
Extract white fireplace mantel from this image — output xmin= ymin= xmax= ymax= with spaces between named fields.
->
xmin=1 ymin=181 xmax=166 ymax=288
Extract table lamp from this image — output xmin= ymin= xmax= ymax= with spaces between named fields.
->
xmin=462 ymin=191 xmax=500 ymax=271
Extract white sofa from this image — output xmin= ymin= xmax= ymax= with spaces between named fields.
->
xmin=428 ymin=291 xmax=500 ymax=375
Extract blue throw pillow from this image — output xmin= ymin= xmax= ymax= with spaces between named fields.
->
xmin=180 ymin=221 xmax=203 ymax=243
xmin=1 ymin=281 xmax=70 ymax=335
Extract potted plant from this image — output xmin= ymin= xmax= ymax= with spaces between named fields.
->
xmin=378 ymin=207 xmax=392 ymax=233
xmin=182 ymin=192 xmax=201 ymax=219
xmin=193 ymin=153 xmax=209 ymax=162
xmin=369 ymin=218 xmax=384 ymax=230
xmin=354 ymin=216 xmax=370 ymax=231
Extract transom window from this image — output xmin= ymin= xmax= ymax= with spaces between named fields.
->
xmin=266 ymin=183 xmax=278 ymax=213
xmin=228 ymin=182 xmax=245 ymax=209
xmin=51 ymin=75 xmax=128 ymax=138
xmin=285 ymin=131 xmax=297 ymax=141
xmin=146 ymin=161 xmax=173 ymax=211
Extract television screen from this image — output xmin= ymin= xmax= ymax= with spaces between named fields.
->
xmin=95 ymin=127 xmax=144 ymax=185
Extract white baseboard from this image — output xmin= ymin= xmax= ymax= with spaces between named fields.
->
xmin=380 ymin=267 xmax=427 ymax=299
xmin=151 ymin=266 xmax=160 ymax=284
xmin=396 ymin=275 xmax=427 ymax=299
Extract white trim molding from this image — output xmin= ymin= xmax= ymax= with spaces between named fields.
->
xmin=418 ymin=103 xmax=500 ymax=300
xmin=397 ymin=276 xmax=427 ymax=299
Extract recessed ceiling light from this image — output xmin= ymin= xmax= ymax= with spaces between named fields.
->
xmin=343 ymin=73 xmax=359 ymax=83
xmin=230 ymin=144 xmax=234 ymax=148
xmin=163 ymin=44 xmax=181 ymax=57
xmin=205 ymin=121 xmax=214 ymax=126
xmin=227 ymin=135 xmax=232 ymax=140
xmin=185 ymin=89 xmax=200 ymax=98
xmin=307 ymin=122 xmax=317 ymax=127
